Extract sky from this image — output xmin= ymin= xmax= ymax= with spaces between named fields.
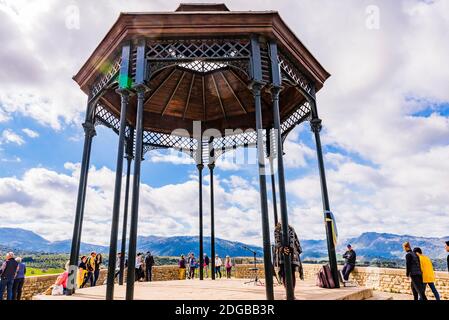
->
xmin=0 ymin=0 xmax=448 ymax=247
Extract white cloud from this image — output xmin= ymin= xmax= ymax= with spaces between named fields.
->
xmin=0 ymin=129 xmax=25 ymax=145
xmin=22 ymin=128 xmax=39 ymax=138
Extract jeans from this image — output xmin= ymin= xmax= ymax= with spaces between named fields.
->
xmin=425 ymin=282 xmax=440 ymax=300
xmin=93 ymin=269 xmax=100 ymax=286
xmin=342 ymin=263 xmax=355 ymax=281
xmin=189 ymin=267 xmax=196 ymax=279
xmin=145 ymin=266 xmax=153 ymax=282
xmin=13 ymin=278 xmax=25 ymax=300
xmin=215 ymin=266 xmax=222 ymax=278
xmin=226 ymin=267 xmax=232 ymax=279
xmin=410 ymin=275 xmax=427 ymax=300
xmin=0 ymin=278 xmax=14 ymax=300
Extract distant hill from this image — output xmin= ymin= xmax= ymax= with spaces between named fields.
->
xmin=0 ymin=228 xmax=447 ymax=260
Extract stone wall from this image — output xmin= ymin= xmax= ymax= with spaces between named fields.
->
xmin=13 ymin=263 xmax=449 ymax=300
xmin=236 ymin=263 xmax=449 ymax=300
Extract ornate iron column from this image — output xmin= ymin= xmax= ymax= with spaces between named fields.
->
xmin=197 ymin=161 xmax=204 ymax=280
xmin=119 ymin=128 xmax=134 ymax=286
xmin=67 ymin=101 xmax=96 ymax=295
xmin=310 ymin=103 xmax=340 ymax=288
xmin=208 ymin=162 xmax=216 ymax=280
xmin=106 ymin=42 xmax=132 ymax=300
xmin=126 ymin=39 xmax=148 ymax=300
xmin=266 ymin=129 xmax=279 ymax=225
xmin=250 ymin=36 xmax=274 ymax=300
xmin=269 ymin=41 xmax=295 ymax=300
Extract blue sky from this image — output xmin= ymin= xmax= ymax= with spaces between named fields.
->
xmin=0 ymin=0 xmax=449 ymax=247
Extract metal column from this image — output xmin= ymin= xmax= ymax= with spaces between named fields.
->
xmin=208 ymin=162 xmax=216 ymax=280
xmin=198 ymin=162 xmax=204 ymax=280
xmin=67 ymin=102 xmax=96 ymax=295
xmin=250 ymin=36 xmax=274 ymax=300
xmin=269 ymin=41 xmax=295 ymax=300
xmin=119 ymin=129 xmax=134 ymax=286
xmin=310 ymin=107 xmax=340 ymax=288
xmin=126 ymin=39 xmax=148 ymax=300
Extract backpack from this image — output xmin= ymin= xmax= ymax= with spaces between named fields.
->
xmin=316 ymin=264 xmax=336 ymax=289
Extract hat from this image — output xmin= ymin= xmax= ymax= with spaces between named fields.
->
xmin=215 ymin=254 xmax=218 ymax=257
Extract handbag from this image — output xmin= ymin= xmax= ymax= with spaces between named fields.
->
xmin=51 ymin=284 xmax=64 ymax=296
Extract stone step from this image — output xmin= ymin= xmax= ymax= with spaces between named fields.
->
xmin=365 ymin=292 xmax=394 ymax=300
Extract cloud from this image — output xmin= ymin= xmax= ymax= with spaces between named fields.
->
xmin=0 ymin=129 xmax=25 ymax=145
xmin=22 ymin=128 xmax=39 ymax=138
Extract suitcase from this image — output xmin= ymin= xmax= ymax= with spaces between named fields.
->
xmin=316 ymin=264 xmax=336 ymax=289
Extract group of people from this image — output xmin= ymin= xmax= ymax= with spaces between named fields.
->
xmin=134 ymin=252 xmax=155 ymax=282
xmin=0 ymin=252 xmax=26 ymax=300
xmin=402 ymin=241 xmax=445 ymax=300
xmin=340 ymin=241 xmax=449 ymax=300
xmin=178 ymin=253 xmax=233 ymax=280
xmin=77 ymin=252 xmax=103 ymax=288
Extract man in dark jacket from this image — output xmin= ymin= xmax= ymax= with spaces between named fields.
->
xmin=445 ymin=241 xmax=449 ymax=272
xmin=403 ymin=242 xmax=427 ymax=300
xmin=145 ymin=251 xmax=155 ymax=282
xmin=342 ymin=244 xmax=357 ymax=281
xmin=0 ymin=252 xmax=19 ymax=300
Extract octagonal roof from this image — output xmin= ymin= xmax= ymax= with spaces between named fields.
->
xmin=73 ymin=3 xmax=330 ymax=136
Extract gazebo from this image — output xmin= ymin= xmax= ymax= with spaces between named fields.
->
xmin=69 ymin=3 xmax=339 ymax=300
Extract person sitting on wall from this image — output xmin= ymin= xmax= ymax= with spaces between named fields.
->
xmin=43 ymin=261 xmax=70 ymax=296
xmin=342 ymin=244 xmax=357 ymax=281
xmin=413 ymin=247 xmax=440 ymax=300
xmin=274 ymin=222 xmax=304 ymax=293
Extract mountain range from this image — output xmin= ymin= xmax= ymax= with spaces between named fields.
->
xmin=0 ymin=228 xmax=447 ymax=260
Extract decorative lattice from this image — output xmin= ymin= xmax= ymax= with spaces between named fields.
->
xmin=278 ymin=53 xmax=313 ymax=95
xmin=142 ymin=131 xmax=197 ymax=159
xmin=94 ymin=104 xmax=121 ymax=134
xmin=146 ymin=39 xmax=251 ymax=60
xmin=91 ymin=55 xmax=121 ymax=99
xmin=280 ymin=101 xmax=312 ymax=140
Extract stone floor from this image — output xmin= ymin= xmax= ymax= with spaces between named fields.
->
xmin=33 ymin=278 xmax=373 ymax=300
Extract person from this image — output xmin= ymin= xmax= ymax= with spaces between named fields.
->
xmin=0 ymin=252 xmax=19 ymax=300
xmin=13 ymin=257 xmax=26 ymax=300
xmin=186 ymin=252 xmax=192 ymax=279
xmin=225 ymin=255 xmax=232 ymax=279
xmin=135 ymin=253 xmax=144 ymax=281
xmin=43 ymin=261 xmax=70 ymax=296
xmin=403 ymin=242 xmax=427 ymax=300
xmin=274 ymin=223 xmax=304 ymax=292
xmin=342 ymin=244 xmax=357 ymax=281
xmin=114 ymin=252 xmax=122 ymax=280
xmin=445 ymin=241 xmax=449 ymax=272
xmin=203 ymin=254 xmax=210 ymax=279
xmin=93 ymin=253 xmax=102 ymax=286
xmin=82 ymin=252 xmax=96 ymax=287
xmin=413 ymin=247 xmax=440 ymax=300
xmin=178 ymin=255 xmax=187 ymax=280
xmin=145 ymin=251 xmax=155 ymax=282
xmin=189 ymin=253 xmax=197 ymax=279
xmin=77 ymin=255 xmax=88 ymax=288
xmin=215 ymin=254 xmax=222 ymax=279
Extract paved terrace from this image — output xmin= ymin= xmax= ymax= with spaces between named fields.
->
xmin=34 ymin=279 xmax=372 ymax=300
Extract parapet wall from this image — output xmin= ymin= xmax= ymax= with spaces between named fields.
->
xmin=14 ymin=263 xmax=449 ymax=300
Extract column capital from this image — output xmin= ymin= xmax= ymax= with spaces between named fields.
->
xmin=197 ymin=163 xmax=204 ymax=171
xmin=248 ymin=80 xmax=265 ymax=93
xmin=208 ymin=163 xmax=215 ymax=171
xmin=310 ymin=118 xmax=323 ymax=133
xmin=268 ymin=85 xmax=283 ymax=97
xmin=133 ymin=84 xmax=150 ymax=96
xmin=115 ymin=88 xmax=132 ymax=97
xmin=82 ymin=121 xmax=96 ymax=138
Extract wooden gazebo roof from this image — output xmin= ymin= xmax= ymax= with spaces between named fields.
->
xmin=74 ymin=3 xmax=330 ymax=136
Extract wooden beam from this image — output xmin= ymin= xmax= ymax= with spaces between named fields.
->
xmin=161 ymin=71 xmax=186 ymax=116
xmin=220 ymin=71 xmax=247 ymax=114
xmin=183 ymin=74 xmax=195 ymax=120
xmin=144 ymin=68 xmax=177 ymax=105
xmin=211 ymin=73 xmax=227 ymax=121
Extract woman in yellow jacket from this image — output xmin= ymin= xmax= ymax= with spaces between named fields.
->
xmin=413 ymin=248 xmax=440 ymax=300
